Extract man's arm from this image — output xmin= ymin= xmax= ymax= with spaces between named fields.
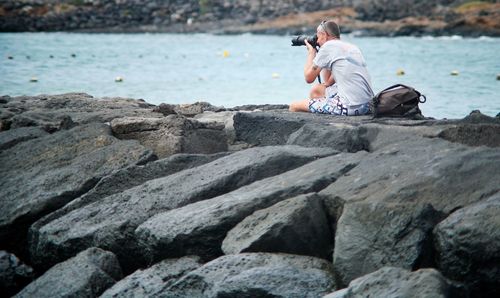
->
xmin=322 ymin=69 xmax=335 ymax=86
xmin=304 ymin=40 xmax=321 ymax=84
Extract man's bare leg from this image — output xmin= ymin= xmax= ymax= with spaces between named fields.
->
xmin=289 ymin=99 xmax=310 ymax=112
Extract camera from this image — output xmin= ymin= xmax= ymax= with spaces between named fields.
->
xmin=291 ymin=35 xmax=319 ymax=48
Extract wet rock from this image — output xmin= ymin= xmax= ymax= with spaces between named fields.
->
xmin=163 ymin=253 xmax=336 ymax=298
xmin=0 ymin=126 xmax=48 ymax=150
xmin=136 ymin=152 xmax=362 ymax=263
xmin=434 ymin=192 xmax=500 ymax=297
xmin=0 ymin=123 xmax=153 ymax=251
xmin=287 ymin=123 xmax=370 ymax=152
xmin=29 ymin=146 xmax=336 ymax=272
xmin=111 ymin=115 xmax=228 ymax=158
xmin=32 ymin=152 xmax=228 ymax=230
xmin=325 ymin=267 xmax=456 ymax=298
xmin=333 ymin=201 xmax=443 ymax=287
xmin=15 ymin=248 xmax=122 ymax=298
xmin=101 ymin=256 xmax=202 ymax=298
xmin=0 ymin=251 xmax=34 ymax=297
xmin=222 ymin=193 xmax=332 ymax=259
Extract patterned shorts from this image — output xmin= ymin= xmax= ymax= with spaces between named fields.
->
xmin=308 ymin=96 xmax=370 ymax=116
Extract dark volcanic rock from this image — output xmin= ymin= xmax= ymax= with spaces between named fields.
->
xmin=287 ymin=123 xmax=370 ymax=152
xmin=111 ymin=115 xmax=228 ymax=158
xmin=434 ymin=192 xmax=500 ymax=297
xmin=222 ymin=193 xmax=332 ymax=259
xmin=163 ymin=253 xmax=336 ymax=298
xmin=135 ymin=152 xmax=363 ymax=263
xmin=29 ymin=146 xmax=336 ymax=272
xmin=31 ymin=152 xmax=228 ymax=231
xmin=15 ymin=248 xmax=122 ymax=298
xmin=325 ymin=267 xmax=456 ymax=298
xmin=0 ymin=251 xmax=34 ymax=297
xmin=0 ymin=126 xmax=48 ymax=150
xmin=0 ymin=123 xmax=153 ymax=251
xmin=333 ymin=201 xmax=443 ymax=287
xmin=100 ymin=256 xmax=202 ymax=298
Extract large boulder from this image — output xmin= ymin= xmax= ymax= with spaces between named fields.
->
xmin=32 ymin=152 xmax=228 ymax=229
xmin=15 ymin=248 xmax=122 ymax=298
xmin=111 ymin=115 xmax=228 ymax=158
xmin=0 ymin=123 xmax=153 ymax=250
xmin=324 ymin=267 xmax=457 ymax=298
xmin=136 ymin=152 xmax=364 ymax=263
xmin=163 ymin=253 xmax=336 ymax=298
xmin=222 ymin=193 xmax=332 ymax=259
xmin=0 ymin=251 xmax=34 ymax=297
xmin=29 ymin=146 xmax=337 ymax=271
xmin=319 ymin=126 xmax=500 ymax=215
xmin=333 ymin=201 xmax=443 ymax=287
xmin=434 ymin=192 xmax=500 ymax=297
xmin=100 ymin=256 xmax=202 ymax=298
xmin=0 ymin=126 xmax=48 ymax=150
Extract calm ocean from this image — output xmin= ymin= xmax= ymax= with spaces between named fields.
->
xmin=1 ymin=32 xmax=499 ymax=119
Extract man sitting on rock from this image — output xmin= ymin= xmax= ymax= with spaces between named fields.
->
xmin=289 ymin=20 xmax=374 ymax=116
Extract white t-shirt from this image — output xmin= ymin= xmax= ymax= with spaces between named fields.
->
xmin=313 ymin=39 xmax=374 ymax=106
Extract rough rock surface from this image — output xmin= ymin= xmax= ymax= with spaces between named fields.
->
xmin=0 ymin=123 xmax=153 ymax=250
xmin=0 ymin=126 xmax=48 ymax=150
xmin=324 ymin=267 xmax=456 ymax=298
xmin=111 ymin=115 xmax=228 ymax=158
xmin=136 ymin=152 xmax=362 ymax=263
xmin=163 ymin=253 xmax=336 ymax=298
xmin=100 ymin=256 xmax=202 ymax=298
xmin=434 ymin=192 xmax=500 ymax=297
xmin=222 ymin=193 xmax=332 ymax=259
xmin=0 ymin=251 xmax=34 ymax=297
xmin=29 ymin=146 xmax=336 ymax=271
xmin=333 ymin=201 xmax=443 ymax=287
xmin=15 ymin=247 xmax=122 ymax=298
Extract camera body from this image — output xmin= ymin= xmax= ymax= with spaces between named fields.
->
xmin=291 ymin=35 xmax=319 ymax=48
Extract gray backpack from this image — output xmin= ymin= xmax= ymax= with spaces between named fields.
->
xmin=370 ymin=84 xmax=426 ymax=118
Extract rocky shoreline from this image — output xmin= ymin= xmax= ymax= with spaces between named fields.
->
xmin=1 ymin=1 xmax=499 ymax=37
xmin=1 ymin=92 xmax=499 ymax=297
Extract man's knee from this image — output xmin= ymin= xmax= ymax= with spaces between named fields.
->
xmin=309 ymin=84 xmax=326 ymax=99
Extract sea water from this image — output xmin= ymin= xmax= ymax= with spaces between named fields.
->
xmin=1 ymin=32 xmax=499 ymax=119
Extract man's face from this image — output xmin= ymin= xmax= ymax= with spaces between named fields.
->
xmin=316 ymin=28 xmax=327 ymax=46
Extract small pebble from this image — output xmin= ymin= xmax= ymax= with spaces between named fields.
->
xmin=71 ymin=54 xmax=76 ymax=58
